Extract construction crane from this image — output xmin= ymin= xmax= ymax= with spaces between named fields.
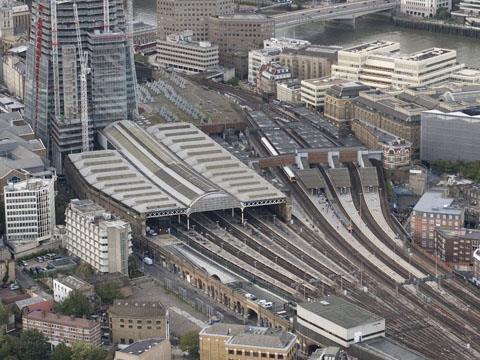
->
xmin=73 ymin=1 xmax=90 ymax=152
xmin=51 ymin=0 xmax=60 ymax=117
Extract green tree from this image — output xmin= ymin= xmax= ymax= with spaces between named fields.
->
xmin=55 ymin=290 xmax=93 ymax=318
xmin=76 ymin=263 xmax=94 ymax=280
xmin=70 ymin=341 xmax=108 ymax=360
xmin=128 ymin=255 xmax=140 ymax=278
xmin=179 ymin=330 xmax=199 ymax=357
xmin=0 ymin=333 xmax=17 ymax=360
xmin=96 ymin=282 xmax=122 ymax=305
xmin=51 ymin=342 xmax=73 ymax=360
xmin=435 ymin=7 xmax=450 ymax=19
xmin=16 ymin=330 xmax=51 ymax=360
xmin=226 ymin=77 xmax=239 ymax=86
xmin=0 ymin=303 xmax=9 ymax=327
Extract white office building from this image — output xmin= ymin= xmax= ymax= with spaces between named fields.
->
xmin=248 ymin=48 xmax=281 ymax=85
xmin=65 ymin=199 xmax=132 ymax=275
xmin=332 ymin=41 xmax=470 ymax=89
xmin=401 ymin=0 xmax=451 ymax=18
xmin=156 ymin=30 xmax=219 ymax=73
xmin=4 ymin=177 xmax=56 ymax=248
xmin=53 ymin=275 xmax=94 ymax=303
xmin=263 ymin=37 xmax=310 ymax=51
xmin=300 ymin=77 xmax=345 ymax=109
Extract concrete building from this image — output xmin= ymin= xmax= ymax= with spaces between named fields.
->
xmin=401 ymin=0 xmax=451 ymax=18
xmin=53 ymin=275 xmax=94 ymax=303
xmin=248 ymin=48 xmax=281 ymax=85
xmin=420 ymin=108 xmax=480 ymax=162
xmin=263 ymin=37 xmax=310 ymax=51
xmin=15 ymin=291 xmax=54 ymax=315
xmin=208 ymin=14 xmax=275 ymax=78
xmin=23 ymin=310 xmax=101 ymax=346
xmin=324 ymin=81 xmax=370 ymax=134
xmin=296 ymin=296 xmax=385 ymax=349
xmin=133 ymin=22 xmax=157 ymax=46
xmin=300 ymin=78 xmax=344 ymax=110
xmin=279 ymin=45 xmax=340 ymax=81
xmin=2 ymin=49 xmax=25 ymax=99
xmin=65 ymin=199 xmax=132 ymax=275
xmin=452 ymin=0 xmax=480 ymax=26
xmin=332 ymin=41 xmax=471 ymax=89
xmin=352 ymin=119 xmax=411 ymax=170
xmin=410 ymin=191 xmax=464 ymax=250
xmin=199 ymin=323 xmax=297 ymax=360
xmin=24 ymin=0 xmax=137 ymax=169
xmin=114 ymin=338 xmax=172 ymax=360
xmin=108 ymin=300 xmax=166 ymax=345
xmin=157 ymin=0 xmax=235 ymax=41
xmin=256 ymin=62 xmax=291 ymax=96
xmin=0 ymin=1 xmax=29 ymax=39
xmin=4 ymin=177 xmax=56 ymax=254
xmin=157 ymin=30 xmax=219 ymax=73
xmin=276 ymin=80 xmax=302 ymax=105
xmin=435 ymin=228 xmax=480 ymax=268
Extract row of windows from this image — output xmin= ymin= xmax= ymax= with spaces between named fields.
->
xmin=227 ymin=350 xmax=285 ymax=359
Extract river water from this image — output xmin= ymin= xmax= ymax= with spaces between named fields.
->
xmin=134 ymin=0 xmax=480 ymax=67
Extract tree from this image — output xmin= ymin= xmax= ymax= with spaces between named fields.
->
xmin=16 ymin=330 xmax=51 ymax=360
xmin=179 ymin=331 xmax=199 ymax=357
xmin=51 ymin=342 xmax=73 ymax=360
xmin=0 ymin=303 xmax=9 ymax=327
xmin=226 ymin=76 xmax=239 ymax=86
xmin=55 ymin=290 xmax=93 ymax=318
xmin=0 ymin=333 xmax=17 ymax=360
xmin=435 ymin=7 xmax=450 ymax=20
xmin=76 ymin=263 xmax=94 ymax=280
xmin=70 ymin=341 xmax=108 ymax=360
xmin=128 ymin=255 xmax=140 ymax=278
xmin=96 ymin=282 xmax=122 ymax=305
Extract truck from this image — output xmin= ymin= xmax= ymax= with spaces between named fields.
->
xmin=143 ymin=257 xmax=153 ymax=265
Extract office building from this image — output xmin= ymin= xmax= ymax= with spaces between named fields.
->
xmin=435 ymin=228 xmax=480 ymax=267
xmin=248 ymin=48 xmax=281 ymax=85
xmin=208 ymin=14 xmax=274 ymax=78
xmin=157 ymin=30 xmax=219 ymax=73
xmin=420 ymin=108 xmax=480 ymax=162
xmin=24 ymin=0 xmax=137 ymax=171
xmin=296 ymin=296 xmax=385 ymax=348
xmin=280 ymin=45 xmax=340 ymax=80
xmin=332 ymin=41 xmax=471 ymax=89
xmin=65 ymin=199 xmax=132 ymax=274
xmin=2 ymin=47 xmax=25 ymax=99
xmin=300 ymin=78 xmax=344 ymax=110
xmin=263 ymin=37 xmax=310 ymax=51
xmin=114 ymin=338 xmax=172 ymax=360
xmin=157 ymin=0 xmax=235 ymax=41
xmin=276 ymin=80 xmax=302 ymax=105
xmin=108 ymin=300 xmax=166 ymax=345
xmin=401 ymin=0 xmax=451 ymax=18
xmin=410 ymin=192 xmax=464 ymax=250
xmin=133 ymin=22 xmax=157 ymax=46
xmin=23 ymin=310 xmax=101 ymax=346
xmin=0 ymin=1 xmax=30 ymax=39
xmin=4 ymin=177 xmax=56 ymax=253
xmin=53 ymin=275 xmax=94 ymax=303
xmin=256 ymin=62 xmax=291 ymax=96
xmin=199 ymin=323 xmax=297 ymax=360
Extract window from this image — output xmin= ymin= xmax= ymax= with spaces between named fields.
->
xmin=253 ymin=352 xmax=259 ymax=357
xmin=228 ymin=350 xmax=234 ymax=355
xmin=269 ymin=354 xmax=275 ymax=359
xmin=261 ymin=353 xmax=267 ymax=358
xmin=120 ymin=338 xmax=125 ymax=344
xmin=129 ymin=339 xmax=134 ymax=344
xmin=236 ymin=350 xmax=242 ymax=355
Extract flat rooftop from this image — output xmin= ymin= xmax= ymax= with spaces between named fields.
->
xmin=118 ymin=338 xmax=166 ymax=355
xmin=55 ymin=275 xmax=91 ymax=291
xmin=298 ymin=295 xmax=384 ymax=329
xmin=342 ymin=40 xmax=399 ymax=54
xmin=436 ymin=227 xmax=480 ymax=241
xmin=401 ymin=48 xmax=455 ymax=62
xmin=413 ymin=191 xmax=463 ymax=216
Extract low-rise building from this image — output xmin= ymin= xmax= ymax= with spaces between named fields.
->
xmin=2 ymin=49 xmax=25 ymax=98
xmin=401 ymin=0 xmax=451 ymax=18
xmin=435 ymin=228 xmax=480 ymax=268
xmin=156 ymin=30 xmax=219 ymax=73
xmin=199 ymin=323 xmax=297 ymax=360
xmin=300 ymin=77 xmax=344 ymax=110
xmin=276 ymin=80 xmax=302 ymax=105
xmin=53 ymin=275 xmax=94 ymax=303
xmin=352 ymin=119 xmax=411 ymax=170
xmin=65 ymin=199 xmax=132 ymax=274
xmin=263 ymin=37 xmax=310 ymax=51
xmin=108 ymin=300 xmax=166 ymax=345
xmin=410 ymin=191 xmax=465 ymax=250
xmin=280 ymin=45 xmax=340 ymax=80
xmin=256 ymin=62 xmax=291 ymax=96
xmin=114 ymin=338 xmax=172 ymax=360
xmin=4 ymin=177 xmax=56 ymax=256
xmin=133 ymin=22 xmax=157 ymax=46
xmin=296 ymin=295 xmax=385 ymax=348
xmin=473 ymin=248 xmax=480 ymax=285
xmin=14 ymin=291 xmax=53 ymax=315
xmin=23 ymin=310 xmax=101 ymax=346
xmin=248 ymin=48 xmax=281 ymax=85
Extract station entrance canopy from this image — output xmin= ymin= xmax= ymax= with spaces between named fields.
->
xmin=69 ymin=121 xmax=286 ymax=219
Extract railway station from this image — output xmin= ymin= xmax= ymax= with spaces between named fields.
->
xmin=65 ymin=121 xmax=288 ymax=236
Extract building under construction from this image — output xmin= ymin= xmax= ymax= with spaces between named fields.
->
xmin=24 ymin=0 xmax=137 ymax=173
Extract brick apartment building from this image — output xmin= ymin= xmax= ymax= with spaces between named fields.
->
xmin=435 ymin=228 xmax=480 ymax=267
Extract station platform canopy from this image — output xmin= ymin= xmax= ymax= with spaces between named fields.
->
xmin=71 ymin=121 xmax=286 ymax=219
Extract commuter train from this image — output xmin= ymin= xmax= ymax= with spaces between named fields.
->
xmin=260 ymin=136 xmax=296 ymax=182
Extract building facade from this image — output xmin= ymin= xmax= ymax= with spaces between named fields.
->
xmin=410 ymin=192 xmax=464 ymax=250
xmin=276 ymin=80 xmax=302 ymax=105
xmin=24 ymin=0 xmax=137 ymax=166
xmin=157 ymin=30 xmax=219 ymax=73
xmin=435 ymin=228 xmax=480 ymax=267
xmin=53 ymin=275 xmax=94 ymax=303
xmin=114 ymin=338 xmax=171 ymax=360
xmin=4 ymin=177 xmax=55 ymax=247
xmin=23 ymin=310 xmax=101 ymax=346
xmin=248 ymin=48 xmax=281 ymax=85
xmin=208 ymin=14 xmax=274 ymax=78
xmin=300 ymin=78 xmax=344 ymax=110
xmin=157 ymin=0 xmax=235 ymax=41
xmin=256 ymin=63 xmax=291 ymax=96
xmin=108 ymin=300 xmax=166 ymax=345
xmin=65 ymin=199 xmax=132 ymax=274
xmin=401 ymin=0 xmax=451 ymax=18
xmin=2 ymin=52 xmax=25 ymax=99
xmin=199 ymin=324 xmax=297 ymax=360
xmin=420 ymin=108 xmax=480 ymax=162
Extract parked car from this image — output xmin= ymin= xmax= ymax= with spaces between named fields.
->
xmin=10 ymin=283 xmax=20 ymax=290
xmin=143 ymin=257 xmax=153 ymax=265
xmin=244 ymin=293 xmax=257 ymax=301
